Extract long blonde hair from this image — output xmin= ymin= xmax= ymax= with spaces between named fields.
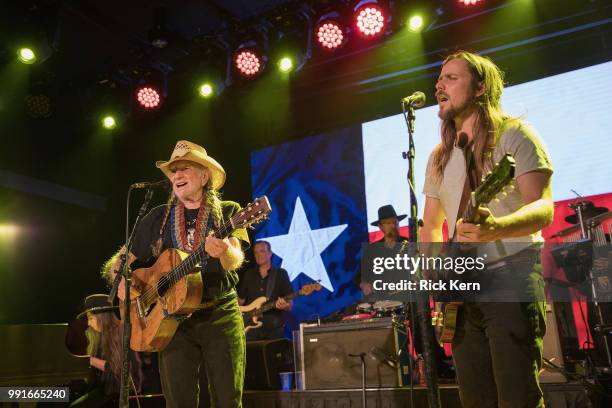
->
xmin=432 ymin=51 xmax=515 ymax=179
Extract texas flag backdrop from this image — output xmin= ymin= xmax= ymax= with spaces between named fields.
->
xmin=250 ymin=61 xmax=612 ymax=333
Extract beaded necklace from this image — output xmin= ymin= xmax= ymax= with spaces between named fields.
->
xmin=169 ymin=201 xmax=209 ymax=252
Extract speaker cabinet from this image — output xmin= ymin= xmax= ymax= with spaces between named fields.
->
xmin=540 ymin=303 xmax=567 ymax=383
xmin=300 ymin=318 xmax=409 ymax=389
xmin=244 ymin=339 xmax=294 ymax=390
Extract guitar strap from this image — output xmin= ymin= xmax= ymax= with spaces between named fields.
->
xmin=265 ymin=268 xmax=277 ymax=300
xmin=453 ymin=140 xmax=480 ymax=239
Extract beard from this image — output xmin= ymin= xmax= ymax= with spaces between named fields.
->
xmin=437 ymin=90 xmax=477 ymax=121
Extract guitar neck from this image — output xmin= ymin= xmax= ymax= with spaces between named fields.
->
xmin=167 ymin=218 xmax=234 ymax=283
xmin=256 ymin=289 xmax=301 ymax=314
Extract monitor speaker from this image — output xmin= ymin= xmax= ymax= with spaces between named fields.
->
xmin=300 ymin=318 xmax=409 ymax=389
xmin=244 ymin=339 xmax=294 ymax=390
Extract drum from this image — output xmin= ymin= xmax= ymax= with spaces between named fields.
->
xmin=356 ymin=302 xmax=373 ymax=314
xmin=373 ymin=300 xmax=404 ymax=317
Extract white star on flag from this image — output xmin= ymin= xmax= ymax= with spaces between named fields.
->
xmin=262 ymin=197 xmax=347 ymax=292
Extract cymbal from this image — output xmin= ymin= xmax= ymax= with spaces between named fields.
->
xmin=565 ymin=201 xmax=609 ymax=224
xmin=550 ymin=210 xmax=612 ymax=238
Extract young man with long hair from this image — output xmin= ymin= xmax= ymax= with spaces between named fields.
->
xmin=420 ymin=51 xmax=553 ymax=407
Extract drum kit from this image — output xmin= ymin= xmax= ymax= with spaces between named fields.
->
xmin=342 ymin=300 xmax=407 ymax=321
xmin=549 ymin=200 xmax=612 ymax=371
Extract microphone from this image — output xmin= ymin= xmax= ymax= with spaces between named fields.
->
xmin=401 ymin=91 xmax=426 ymax=108
xmin=130 ymin=179 xmax=171 ymax=189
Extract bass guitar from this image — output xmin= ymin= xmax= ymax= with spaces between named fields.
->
xmin=240 ymin=282 xmax=321 ymax=332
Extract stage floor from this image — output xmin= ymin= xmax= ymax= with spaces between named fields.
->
xmin=243 ymin=382 xmax=593 ymax=408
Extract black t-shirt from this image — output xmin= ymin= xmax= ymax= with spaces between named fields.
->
xmin=357 ymin=236 xmax=409 ymax=286
xmin=238 ymin=267 xmax=293 ymax=329
xmin=130 ymin=201 xmax=250 ymax=300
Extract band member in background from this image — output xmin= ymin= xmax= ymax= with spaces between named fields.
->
xmin=356 ymin=204 xmax=408 ymax=297
xmin=238 ymin=240 xmax=293 ymax=340
xmin=106 ymin=140 xmax=249 ymax=408
xmin=420 ymin=51 xmax=553 ymax=407
xmin=69 ymin=294 xmax=142 ymax=407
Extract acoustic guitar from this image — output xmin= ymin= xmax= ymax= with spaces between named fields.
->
xmin=119 ymin=196 xmax=271 ymax=352
xmin=432 ymin=154 xmax=516 ymax=344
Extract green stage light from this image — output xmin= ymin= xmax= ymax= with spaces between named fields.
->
xmin=199 ymin=83 xmax=213 ymax=98
xmin=102 ymin=116 xmax=116 ymax=129
xmin=408 ymin=15 xmax=424 ymax=32
xmin=18 ymin=48 xmax=37 ymax=64
xmin=0 ymin=224 xmax=19 ymax=237
xmin=278 ymin=57 xmax=294 ymax=73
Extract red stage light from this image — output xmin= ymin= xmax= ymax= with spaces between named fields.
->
xmin=316 ymin=22 xmax=344 ymax=49
xmin=235 ymin=50 xmax=261 ymax=76
xmin=458 ymin=0 xmax=484 ymax=6
xmin=136 ymin=86 xmax=161 ymax=109
xmin=355 ymin=5 xmax=385 ymax=37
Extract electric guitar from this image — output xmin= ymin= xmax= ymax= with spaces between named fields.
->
xmin=119 ymin=196 xmax=271 ymax=352
xmin=240 ymin=282 xmax=321 ymax=332
xmin=432 ymin=154 xmax=516 ymax=344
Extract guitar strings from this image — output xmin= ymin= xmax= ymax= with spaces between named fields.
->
xmin=134 ymin=216 xmax=237 ymax=309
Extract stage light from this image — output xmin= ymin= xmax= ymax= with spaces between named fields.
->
xmin=102 ymin=115 xmax=116 ymax=129
xmin=0 ymin=224 xmax=19 ymax=238
xmin=355 ymin=4 xmax=386 ymax=37
xmin=408 ymin=15 xmax=424 ymax=32
xmin=458 ymin=0 xmax=484 ymax=6
xmin=148 ymin=7 xmax=170 ymax=48
xmin=235 ymin=49 xmax=262 ymax=77
xmin=136 ymin=86 xmax=161 ymax=109
xmin=278 ymin=56 xmax=294 ymax=72
xmin=25 ymin=94 xmax=51 ymax=118
xmin=269 ymin=6 xmax=312 ymax=73
xmin=18 ymin=48 xmax=37 ymax=64
xmin=199 ymin=83 xmax=213 ymax=98
xmin=192 ymin=36 xmax=231 ymax=96
xmin=316 ymin=21 xmax=344 ymax=50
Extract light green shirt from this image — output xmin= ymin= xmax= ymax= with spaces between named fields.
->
xmin=423 ymin=121 xmax=553 ymax=260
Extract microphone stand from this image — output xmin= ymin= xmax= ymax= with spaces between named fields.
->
xmin=109 ymin=187 xmax=155 ymax=408
xmin=401 ymin=99 xmax=440 ymax=408
xmin=348 ymin=353 xmax=367 ymax=408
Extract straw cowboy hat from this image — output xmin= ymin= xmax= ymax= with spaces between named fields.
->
xmin=155 ymin=140 xmax=226 ymax=190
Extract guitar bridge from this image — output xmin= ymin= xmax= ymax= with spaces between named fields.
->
xmin=136 ymin=297 xmax=147 ymax=328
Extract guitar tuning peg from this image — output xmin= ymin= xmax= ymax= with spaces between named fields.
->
xmin=507 ymin=184 xmax=515 ymax=191
xmin=493 ymin=198 xmax=501 ymax=204
xmin=498 ymin=191 xmax=507 ymax=199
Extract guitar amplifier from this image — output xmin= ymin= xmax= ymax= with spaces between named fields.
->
xmin=244 ymin=339 xmax=294 ymax=390
xmin=300 ymin=318 xmax=410 ymax=389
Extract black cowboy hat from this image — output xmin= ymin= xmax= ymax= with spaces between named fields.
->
xmin=65 ymin=294 xmax=118 ymax=357
xmin=565 ymin=201 xmax=609 ymax=224
xmin=370 ymin=205 xmax=407 ymax=226
xmin=75 ymin=294 xmax=118 ymax=319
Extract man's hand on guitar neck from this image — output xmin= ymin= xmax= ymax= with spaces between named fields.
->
xmin=456 ymin=207 xmax=503 ymax=243
xmin=274 ymin=297 xmax=292 ymax=311
xmin=205 ymin=236 xmax=244 ymax=271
